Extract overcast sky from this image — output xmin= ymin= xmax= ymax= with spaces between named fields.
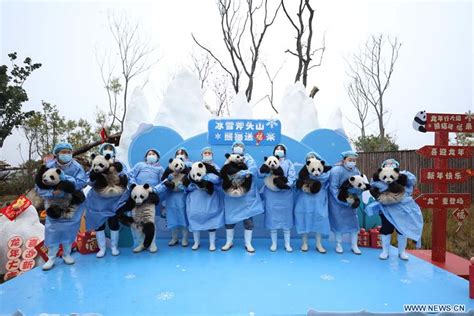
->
xmin=0 ymin=0 xmax=472 ymax=165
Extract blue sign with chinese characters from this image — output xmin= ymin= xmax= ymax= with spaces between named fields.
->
xmin=207 ymin=119 xmax=281 ymax=146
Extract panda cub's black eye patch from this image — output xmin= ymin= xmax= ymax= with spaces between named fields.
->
xmin=140 ymin=195 xmax=144 ymax=199
xmin=311 ymin=168 xmax=315 ymax=173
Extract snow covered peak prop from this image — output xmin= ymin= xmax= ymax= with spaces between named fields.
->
xmin=153 ymin=70 xmax=210 ymax=139
xmin=278 ymin=82 xmax=320 ymax=141
xmin=230 ymin=91 xmax=253 ymax=119
xmin=117 ymin=87 xmax=153 ymax=167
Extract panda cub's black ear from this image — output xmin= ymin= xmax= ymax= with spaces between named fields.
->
xmin=55 ymin=168 xmax=62 ymax=175
xmin=377 ymin=168 xmax=382 ymax=173
xmin=198 ymin=163 xmax=204 ymax=168
xmin=274 ymin=155 xmax=280 ymax=159
xmin=169 ymin=158 xmax=173 ymax=163
xmin=394 ymin=168 xmax=400 ymax=173
xmin=225 ymin=153 xmax=230 ymax=159
xmin=143 ymin=183 xmax=150 ymax=189
xmin=306 ymin=160 xmax=311 ymax=166
xmin=130 ymin=183 xmax=137 ymax=190
xmin=104 ymin=154 xmax=111 ymax=160
xmin=350 ymin=176 xmax=355 ymax=181
xmin=321 ymin=160 xmax=326 ymax=165
xmin=91 ymin=153 xmax=96 ymax=160
xmin=264 ymin=156 xmax=268 ymax=161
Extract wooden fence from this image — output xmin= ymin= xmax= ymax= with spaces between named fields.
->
xmin=357 ymin=150 xmax=474 ymax=196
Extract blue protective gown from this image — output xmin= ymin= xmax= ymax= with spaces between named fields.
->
xmin=223 ymin=154 xmax=265 ymax=225
xmin=259 ymin=158 xmax=296 ymax=230
xmin=85 ymin=160 xmax=128 ymax=231
xmin=328 ymin=164 xmax=361 ymax=234
xmin=36 ymin=159 xmax=87 ymax=247
xmin=294 ymin=172 xmax=331 ymax=235
xmin=364 ymin=171 xmax=423 ymax=242
xmin=185 ymin=163 xmax=224 ymax=232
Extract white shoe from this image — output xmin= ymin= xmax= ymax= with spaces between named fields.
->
xmin=209 ymin=231 xmax=216 ymax=251
xmin=62 ymin=245 xmax=75 ymax=265
xmin=110 ymin=230 xmax=120 ymax=256
xmin=192 ymin=231 xmax=200 ymax=250
xmin=335 ymin=233 xmax=343 ymax=254
xmin=284 ymin=229 xmax=293 ymax=252
xmin=133 ymin=244 xmax=145 ymax=253
xmin=379 ymin=234 xmax=391 ymax=260
xmin=169 ymin=229 xmax=179 ymax=246
xmin=244 ymin=229 xmax=255 ymax=253
xmin=96 ymin=230 xmax=106 ymax=258
xmin=315 ymin=233 xmax=326 ymax=253
xmin=181 ymin=228 xmax=189 ymax=247
xmin=351 ymin=232 xmax=362 ymax=255
xmin=221 ymin=229 xmax=234 ymax=251
xmin=301 ymin=234 xmax=309 ymax=252
xmin=42 ymin=256 xmax=56 ymax=271
xmin=270 ymin=230 xmax=277 ymax=252
xmin=149 ymin=243 xmax=158 ymax=253
xmin=398 ymin=234 xmax=409 ymax=260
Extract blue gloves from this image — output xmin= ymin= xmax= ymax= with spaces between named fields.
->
xmin=202 ymin=174 xmax=210 ymax=181
xmin=237 ymin=170 xmax=251 ymax=178
xmin=167 ymin=174 xmax=174 ymax=181
xmin=177 ymin=183 xmax=186 ymax=192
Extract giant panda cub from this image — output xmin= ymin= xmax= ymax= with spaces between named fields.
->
xmin=296 ymin=156 xmax=332 ymax=194
xmin=35 ymin=165 xmax=85 ymax=219
xmin=188 ymin=161 xmax=220 ymax=195
xmin=90 ymin=153 xmax=128 ymax=197
xmin=220 ymin=153 xmax=252 ymax=197
xmin=337 ymin=174 xmax=370 ymax=209
xmin=161 ymin=157 xmax=190 ymax=191
xmin=117 ymin=183 xmax=159 ymax=253
xmin=260 ymin=155 xmax=290 ymax=191
xmin=370 ymin=166 xmax=408 ymax=204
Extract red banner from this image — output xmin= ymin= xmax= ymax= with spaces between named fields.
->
xmin=416 ymin=145 xmax=473 ymax=158
xmin=416 ymin=193 xmax=471 ymax=208
xmin=0 ymin=196 xmax=32 ymax=221
xmin=420 ymin=168 xmax=472 ymax=183
xmin=425 ymin=113 xmax=473 ymax=132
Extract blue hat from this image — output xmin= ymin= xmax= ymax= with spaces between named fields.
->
xmin=145 ymin=148 xmax=161 ymax=158
xmin=306 ymin=151 xmax=323 ymax=160
xmin=341 ymin=150 xmax=358 ymax=159
xmin=381 ymin=158 xmax=400 ymax=168
xmin=232 ymin=141 xmax=245 ymax=149
xmin=99 ymin=143 xmax=116 ymax=156
xmin=201 ymin=146 xmax=213 ymax=156
xmin=53 ymin=142 xmax=73 ymax=155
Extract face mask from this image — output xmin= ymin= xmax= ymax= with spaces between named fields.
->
xmin=274 ymin=150 xmax=285 ymax=158
xmin=146 ymin=155 xmax=158 ymax=164
xmin=58 ymin=154 xmax=72 ymax=164
xmin=345 ymin=161 xmax=356 ymax=169
xmin=103 ymin=150 xmax=114 ymax=157
xmin=202 ymin=154 xmax=213 ymax=162
xmin=233 ymin=146 xmax=244 ymax=155
xmin=176 ymin=154 xmax=186 ymax=160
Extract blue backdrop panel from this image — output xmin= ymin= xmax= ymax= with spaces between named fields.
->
xmin=301 ymin=128 xmax=352 ymax=165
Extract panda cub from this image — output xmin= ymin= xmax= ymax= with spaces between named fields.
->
xmin=220 ymin=153 xmax=252 ymax=197
xmin=337 ymin=174 xmax=370 ymax=209
xmin=161 ymin=157 xmax=190 ymax=191
xmin=35 ymin=165 xmax=85 ymax=219
xmin=260 ymin=155 xmax=290 ymax=191
xmin=370 ymin=166 xmax=408 ymax=204
xmin=296 ymin=156 xmax=332 ymax=194
xmin=117 ymin=183 xmax=159 ymax=253
xmin=412 ymin=110 xmax=427 ymax=133
xmin=90 ymin=153 xmax=128 ymax=197
xmin=188 ymin=161 xmax=220 ymax=195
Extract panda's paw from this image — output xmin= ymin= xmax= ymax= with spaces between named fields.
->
xmin=57 ymin=181 xmax=75 ymax=193
xmin=164 ymin=181 xmax=175 ymax=190
xmin=309 ymin=181 xmax=322 ymax=194
xmin=351 ymin=198 xmax=361 ymax=209
xmin=46 ymin=206 xmax=62 ymax=219
xmin=369 ymin=187 xmax=381 ymax=199
xmin=71 ymin=191 xmax=86 ymax=204
xmin=259 ymin=164 xmax=271 ymax=174
xmin=272 ymin=168 xmax=284 ymax=177
xmin=296 ymin=179 xmax=304 ymax=189
xmin=112 ymin=162 xmax=123 ymax=173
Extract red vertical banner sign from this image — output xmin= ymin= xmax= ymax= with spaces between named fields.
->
xmin=432 ymin=131 xmax=448 ymax=262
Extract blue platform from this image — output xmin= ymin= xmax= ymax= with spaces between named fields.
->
xmin=1 ymin=240 xmax=472 ymax=315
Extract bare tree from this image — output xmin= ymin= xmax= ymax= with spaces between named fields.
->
xmin=108 ymin=13 xmax=159 ymax=132
xmin=252 ymin=61 xmax=285 ymax=114
xmin=192 ymin=0 xmax=281 ymax=102
xmin=281 ymin=0 xmax=325 ymax=88
xmin=191 ymin=52 xmax=214 ymax=89
xmin=346 ymin=78 xmax=370 ymax=138
xmin=346 ymin=34 xmax=401 ymax=149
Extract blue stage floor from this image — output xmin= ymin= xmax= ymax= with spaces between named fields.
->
xmin=1 ymin=239 xmax=472 ymax=315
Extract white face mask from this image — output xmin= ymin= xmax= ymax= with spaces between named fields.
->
xmin=233 ymin=146 xmax=244 ymax=155
xmin=146 ymin=155 xmax=158 ymax=164
xmin=274 ymin=150 xmax=285 ymax=158
xmin=345 ymin=161 xmax=356 ymax=169
xmin=202 ymin=154 xmax=213 ymax=162
xmin=103 ymin=150 xmax=114 ymax=157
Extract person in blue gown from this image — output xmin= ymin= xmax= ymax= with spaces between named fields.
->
xmin=221 ymin=141 xmax=264 ymax=253
xmin=86 ymin=143 xmax=128 ymax=258
xmin=328 ymin=150 xmax=363 ymax=255
xmin=259 ymin=144 xmax=295 ymax=252
xmin=36 ymin=142 xmax=87 ymax=270
xmin=365 ymin=158 xmax=423 ymax=260
xmin=294 ymin=152 xmax=331 ymax=253
xmin=186 ymin=147 xmax=224 ymax=251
